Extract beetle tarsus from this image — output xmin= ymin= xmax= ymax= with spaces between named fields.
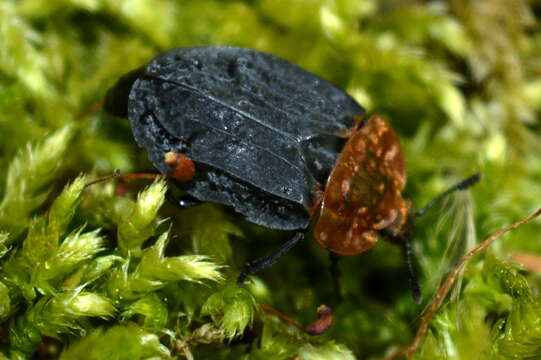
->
xmin=305 ymin=305 xmax=334 ymax=335
xmin=166 ymin=193 xmax=202 ymax=209
xmin=178 ymin=195 xmax=203 ymax=209
xmin=237 ymin=232 xmax=305 ymax=285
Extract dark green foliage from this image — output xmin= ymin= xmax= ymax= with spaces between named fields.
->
xmin=0 ymin=0 xmax=540 ymax=359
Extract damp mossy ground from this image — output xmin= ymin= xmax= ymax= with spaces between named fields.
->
xmin=1 ymin=1 xmax=540 ymax=359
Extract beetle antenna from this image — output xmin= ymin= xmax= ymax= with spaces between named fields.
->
xmin=84 ymin=170 xmax=164 ymax=188
xmin=75 ymin=100 xmax=104 ymax=120
xmin=414 ymin=173 xmax=481 ymax=217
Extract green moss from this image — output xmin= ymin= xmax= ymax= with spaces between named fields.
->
xmin=0 ymin=0 xmax=540 ymax=358
xmin=58 ymin=324 xmax=170 ymax=360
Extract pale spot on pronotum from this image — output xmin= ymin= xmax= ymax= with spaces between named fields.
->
xmin=385 ymin=144 xmax=399 ymax=162
xmin=373 ymin=209 xmax=398 ymax=230
xmin=341 ymin=179 xmax=351 ymax=195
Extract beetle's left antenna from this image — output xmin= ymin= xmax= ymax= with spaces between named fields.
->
xmin=74 ymin=101 xmax=104 ymax=120
xmin=84 ymin=170 xmax=164 ymax=188
xmin=414 ymin=173 xmax=481 ymax=217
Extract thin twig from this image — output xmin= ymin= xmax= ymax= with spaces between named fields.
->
xmin=385 ymin=207 xmax=541 ymax=360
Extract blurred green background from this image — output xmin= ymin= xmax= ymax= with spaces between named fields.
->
xmin=1 ymin=0 xmax=541 ymax=359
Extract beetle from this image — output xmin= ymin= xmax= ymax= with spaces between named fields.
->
xmin=104 ymin=46 xmax=480 ymax=302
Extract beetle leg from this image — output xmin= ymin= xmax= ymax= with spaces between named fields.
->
xmin=329 ymin=252 xmax=343 ymax=304
xmin=166 ymin=192 xmax=202 ymax=209
xmin=237 ymin=232 xmax=305 ymax=285
xmin=402 ymin=238 xmax=422 ymax=303
xmin=261 ymin=303 xmax=333 ymax=336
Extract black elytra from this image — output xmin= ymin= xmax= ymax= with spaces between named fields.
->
xmin=105 ymin=46 xmax=365 ymax=231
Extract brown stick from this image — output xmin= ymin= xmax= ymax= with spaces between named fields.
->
xmin=385 ymin=207 xmax=541 ymax=360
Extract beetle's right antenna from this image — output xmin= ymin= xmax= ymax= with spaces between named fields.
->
xmin=414 ymin=173 xmax=481 ymax=217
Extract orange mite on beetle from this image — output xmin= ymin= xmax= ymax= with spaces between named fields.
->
xmin=104 ymin=46 xmax=480 ymax=306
